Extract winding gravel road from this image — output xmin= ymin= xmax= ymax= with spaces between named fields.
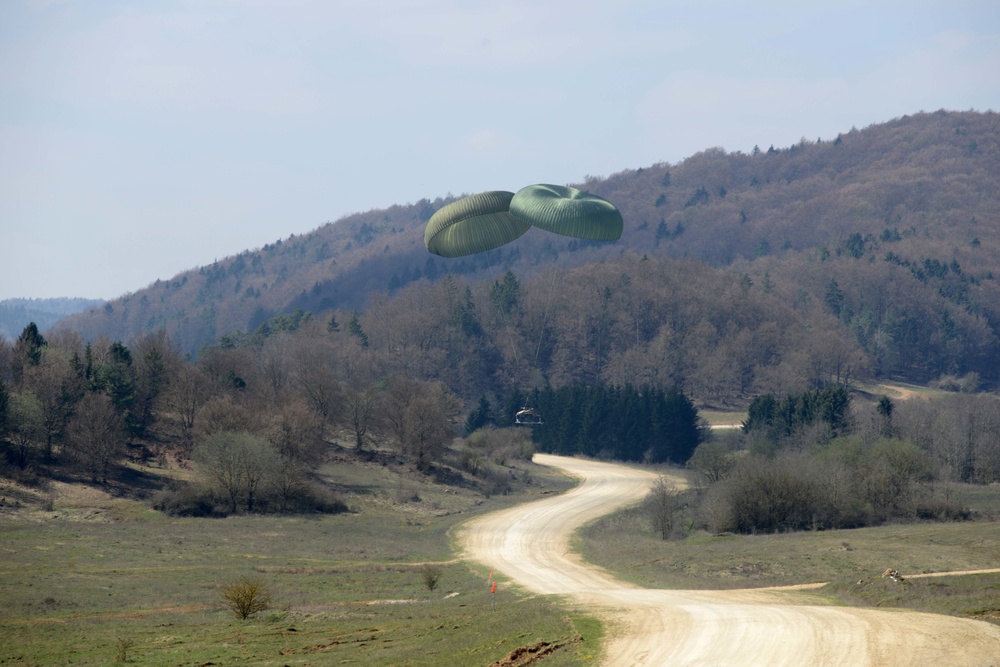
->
xmin=459 ymin=454 xmax=1000 ymax=666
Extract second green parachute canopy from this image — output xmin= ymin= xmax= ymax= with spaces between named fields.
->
xmin=510 ymin=184 xmax=623 ymax=241
xmin=424 ymin=184 xmax=623 ymax=257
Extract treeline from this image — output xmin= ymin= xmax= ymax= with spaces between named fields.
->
xmin=678 ymin=387 xmax=1000 ymax=536
xmin=530 ymin=384 xmax=702 ymax=464
xmin=1 ymin=323 xmax=168 ymax=483
xmin=742 ymin=385 xmax=852 ymax=446
xmin=0 ymin=317 xmax=464 ymax=515
xmin=465 ymin=384 xmax=703 ymax=464
xmin=1 ymin=306 xmax=711 ymax=514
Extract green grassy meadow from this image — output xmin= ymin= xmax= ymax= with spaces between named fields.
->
xmin=0 ymin=457 xmax=601 ymax=666
xmin=4 ymin=448 xmax=999 ymax=666
xmin=579 ymin=485 xmax=1000 ymax=623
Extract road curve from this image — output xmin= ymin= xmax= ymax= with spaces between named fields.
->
xmin=459 ymin=454 xmax=1000 ymax=666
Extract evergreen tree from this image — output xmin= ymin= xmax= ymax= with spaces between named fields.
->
xmin=453 ymin=287 xmax=483 ymax=338
xmin=531 ymin=383 xmax=701 ymax=464
xmin=92 ymin=341 xmax=138 ymax=436
xmin=490 ymin=271 xmax=520 ymax=316
xmin=824 ymin=279 xmax=845 ymax=317
xmin=0 ymin=379 xmax=8 ymax=435
xmin=497 ymin=389 xmax=526 ymax=428
xmin=14 ymin=322 xmax=48 ymax=383
xmin=132 ymin=346 xmax=168 ymax=438
xmin=16 ymin=322 xmax=47 ymax=366
xmin=464 ymin=395 xmax=494 ymax=434
xmin=348 ymin=311 xmax=369 ymax=348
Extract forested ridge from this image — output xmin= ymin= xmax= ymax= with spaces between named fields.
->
xmin=41 ymin=109 xmax=1000 ymax=400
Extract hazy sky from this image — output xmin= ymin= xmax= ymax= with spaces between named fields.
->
xmin=1 ymin=1 xmax=998 ymax=300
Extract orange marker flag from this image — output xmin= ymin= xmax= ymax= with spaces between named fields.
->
xmin=491 ymin=580 xmax=497 ymax=594
xmin=488 ymin=570 xmax=493 ymax=583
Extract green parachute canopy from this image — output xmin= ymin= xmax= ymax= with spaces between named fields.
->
xmin=510 ymin=184 xmax=623 ymax=241
xmin=424 ymin=191 xmax=531 ymax=258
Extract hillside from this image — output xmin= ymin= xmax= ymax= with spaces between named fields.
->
xmin=0 ymin=298 xmax=104 ymax=342
xmin=53 ymin=110 xmax=1000 ymax=396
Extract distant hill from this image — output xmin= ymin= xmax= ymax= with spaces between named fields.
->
xmin=0 ymin=297 xmax=104 ymax=342
xmin=55 ymin=110 xmax=1000 ymax=390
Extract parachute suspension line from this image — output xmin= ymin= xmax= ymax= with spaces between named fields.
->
xmin=484 ymin=249 xmax=522 ymax=372
xmin=424 ymin=185 xmax=622 ymax=428
xmin=531 ymin=264 xmax=563 ymax=369
xmin=484 ymin=251 xmax=543 ymax=427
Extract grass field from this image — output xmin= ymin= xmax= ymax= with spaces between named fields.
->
xmin=579 ymin=483 xmax=1000 ymax=624
xmin=0 ymin=454 xmax=603 ymax=666
xmin=4 ymin=446 xmax=999 ymax=665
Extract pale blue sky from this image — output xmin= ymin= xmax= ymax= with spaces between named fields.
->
xmin=1 ymin=1 xmax=998 ymax=300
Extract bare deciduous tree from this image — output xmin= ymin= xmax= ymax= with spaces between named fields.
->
xmin=193 ymin=396 xmax=262 ymax=444
xmin=167 ymin=363 xmax=212 ymax=441
xmin=644 ymin=476 xmax=681 ymax=540
xmin=381 ymin=377 xmax=458 ymax=468
xmin=67 ymin=392 xmax=124 ymax=483
xmin=343 ymin=382 xmax=380 ymax=453
xmin=264 ymin=399 xmax=325 ymax=464
xmin=289 ymin=336 xmax=342 ymax=437
xmin=194 ymin=431 xmax=279 ymax=513
xmin=23 ymin=349 xmax=81 ymax=460
xmin=7 ymin=391 xmax=44 ymax=469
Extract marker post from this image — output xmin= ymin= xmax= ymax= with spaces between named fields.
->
xmin=489 ymin=570 xmax=497 ymax=611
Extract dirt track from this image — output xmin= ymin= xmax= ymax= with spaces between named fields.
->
xmin=460 ymin=454 xmax=1000 ymax=666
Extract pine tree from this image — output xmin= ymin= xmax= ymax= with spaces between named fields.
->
xmin=348 ymin=311 xmax=369 ymax=348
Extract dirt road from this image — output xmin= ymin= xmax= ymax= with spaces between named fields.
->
xmin=460 ymin=454 xmax=1000 ymax=666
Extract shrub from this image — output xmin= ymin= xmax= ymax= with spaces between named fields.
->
xmin=643 ymin=477 xmax=681 ymax=540
xmin=114 ymin=636 xmax=135 ymax=662
xmin=220 ymin=576 xmax=273 ymax=620
xmin=419 ymin=564 xmax=443 ymax=591
xmin=151 ymin=482 xmax=228 ymax=517
xmin=478 ymin=464 xmax=511 ymax=498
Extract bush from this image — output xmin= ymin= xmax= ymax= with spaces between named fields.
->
xmin=419 ymin=564 xmax=443 ymax=591
xmin=695 ymin=437 xmax=943 ymax=534
xmin=114 ymin=636 xmax=135 ymax=662
xmin=220 ymin=576 xmax=273 ymax=620
xmin=152 ymin=482 xmax=229 ymax=517
xmin=151 ymin=473 xmax=348 ymax=517
xmin=478 ymin=464 xmax=511 ymax=498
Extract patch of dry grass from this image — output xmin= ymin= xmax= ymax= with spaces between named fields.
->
xmin=0 ymin=454 xmax=600 ymax=666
